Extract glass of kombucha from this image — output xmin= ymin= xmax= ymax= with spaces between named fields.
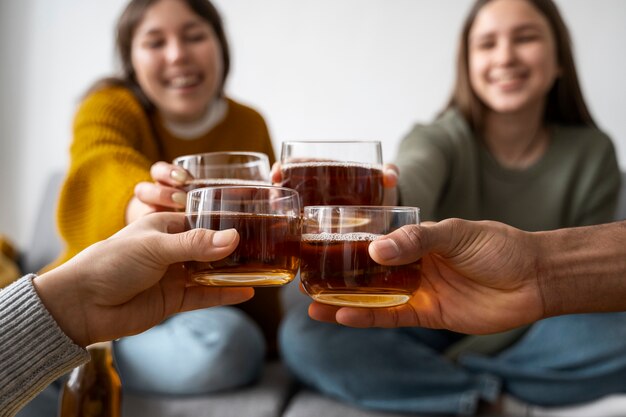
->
xmin=300 ymin=206 xmax=421 ymax=308
xmin=174 ymin=151 xmax=271 ymax=191
xmin=280 ymin=141 xmax=383 ymax=207
xmin=185 ymin=186 xmax=301 ymax=286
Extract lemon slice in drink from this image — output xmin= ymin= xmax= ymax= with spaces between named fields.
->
xmin=303 ymin=216 xmax=371 ymax=231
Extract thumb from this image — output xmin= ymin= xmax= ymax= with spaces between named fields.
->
xmin=369 ymin=220 xmax=457 ymax=265
xmin=369 ymin=218 xmax=483 ymax=265
xmin=369 ymin=224 xmax=425 ymax=265
xmin=150 ymin=228 xmax=240 ymax=265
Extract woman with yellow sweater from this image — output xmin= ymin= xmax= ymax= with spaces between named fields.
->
xmin=53 ymin=0 xmax=276 ymax=395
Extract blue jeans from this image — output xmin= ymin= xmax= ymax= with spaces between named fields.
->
xmin=114 ymin=306 xmax=265 ymax=395
xmin=279 ymin=304 xmax=626 ymax=415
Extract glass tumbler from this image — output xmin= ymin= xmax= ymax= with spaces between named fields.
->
xmin=300 ymin=205 xmax=421 ymax=307
xmin=185 ymin=186 xmax=301 ymax=286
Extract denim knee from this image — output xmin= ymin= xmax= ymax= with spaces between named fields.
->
xmin=279 ymin=305 xmax=500 ymax=415
xmin=279 ymin=304 xmax=327 ymax=385
xmin=114 ymin=307 xmax=265 ymax=395
xmin=461 ymin=313 xmax=626 ymax=406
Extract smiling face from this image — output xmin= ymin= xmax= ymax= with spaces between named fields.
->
xmin=130 ymin=0 xmax=223 ymax=123
xmin=468 ymin=0 xmax=561 ymax=116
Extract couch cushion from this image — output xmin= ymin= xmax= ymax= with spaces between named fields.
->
xmin=122 ymin=361 xmax=295 ymax=417
xmin=20 ymin=171 xmax=65 ymax=274
xmin=283 ymin=390 xmax=442 ymax=417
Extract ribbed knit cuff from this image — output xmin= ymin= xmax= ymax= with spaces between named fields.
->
xmin=0 ymin=274 xmax=89 ymax=417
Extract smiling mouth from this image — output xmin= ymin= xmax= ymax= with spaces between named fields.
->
xmin=168 ymin=74 xmax=202 ymax=89
xmin=490 ymin=71 xmax=527 ymax=85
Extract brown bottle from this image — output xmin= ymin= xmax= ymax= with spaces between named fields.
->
xmin=58 ymin=341 xmax=121 ymax=417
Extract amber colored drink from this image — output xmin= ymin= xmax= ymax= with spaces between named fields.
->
xmin=300 ymin=232 xmax=421 ymax=307
xmin=185 ymin=212 xmax=301 ymax=286
xmin=182 ymin=178 xmax=270 ymax=192
xmin=281 ymin=162 xmax=384 ymax=207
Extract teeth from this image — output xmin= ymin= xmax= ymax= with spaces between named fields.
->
xmin=170 ymin=75 xmax=199 ymax=88
xmin=492 ymin=72 xmax=522 ymax=83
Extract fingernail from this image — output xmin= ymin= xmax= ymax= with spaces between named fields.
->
xmin=370 ymin=238 xmax=400 ymax=260
xmin=385 ymin=167 xmax=398 ymax=178
xmin=171 ymin=192 xmax=187 ymax=206
xmin=170 ymin=169 xmax=187 ymax=183
xmin=213 ymin=229 xmax=238 ymax=247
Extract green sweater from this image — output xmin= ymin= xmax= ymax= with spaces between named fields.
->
xmin=396 ymin=109 xmax=620 ymax=230
xmin=395 ymin=109 xmax=621 ymax=358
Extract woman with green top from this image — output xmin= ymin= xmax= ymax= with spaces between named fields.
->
xmin=279 ymin=0 xmax=624 ymax=415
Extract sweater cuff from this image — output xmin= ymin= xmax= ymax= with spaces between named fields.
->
xmin=0 ymin=274 xmax=89 ymax=416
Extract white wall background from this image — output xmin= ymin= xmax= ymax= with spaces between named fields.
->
xmin=1 ymin=0 xmax=625 ymax=248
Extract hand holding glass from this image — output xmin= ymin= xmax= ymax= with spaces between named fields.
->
xmin=300 ymin=206 xmax=421 ymax=307
xmin=185 ymin=186 xmax=301 ymax=286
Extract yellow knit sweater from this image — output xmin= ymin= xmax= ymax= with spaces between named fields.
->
xmin=52 ymin=86 xmax=280 ymax=352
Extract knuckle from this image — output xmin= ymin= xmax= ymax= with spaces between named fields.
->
xmin=134 ymin=182 xmax=152 ymax=201
xmin=151 ymin=161 xmax=168 ymax=179
xmin=400 ymin=224 xmax=422 ymax=250
xmin=158 ymin=187 xmax=174 ymax=203
xmin=184 ymin=228 xmax=214 ymax=257
xmin=389 ymin=307 xmax=400 ymax=328
xmin=443 ymin=217 xmax=466 ymax=233
xmin=185 ymin=227 xmax=206 ymax=247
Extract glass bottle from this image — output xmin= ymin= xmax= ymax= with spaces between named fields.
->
xmin=58 ymin=341 xmax=121 ymax=417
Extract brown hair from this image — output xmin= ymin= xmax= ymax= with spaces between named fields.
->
xmin=444 ymin=0 xmax=595 ymax=131
xmin=87 ymin=0 xmax=230 ymax=113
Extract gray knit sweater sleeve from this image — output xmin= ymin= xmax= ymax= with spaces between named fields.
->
xmin=0 ymin=275 xmax=89 ymax=417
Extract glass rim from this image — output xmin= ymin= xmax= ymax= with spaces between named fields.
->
xmin=282 ymin=140 xmax=381 ymax=145
xmin=280 ymin=160 xmax=383 ymax=169
xmin=187 ymin=184 xmax=299 ymax=195
xmin=186 ymin=185 xmax=301 ymax=214
xmin=173 ymin=151 xmax=270 ymax=169
xmin=304 ymin=205 xmax=419 ymax=212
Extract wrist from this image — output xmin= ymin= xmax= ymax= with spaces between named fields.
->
xmin=535 ymin=221 xmax=626 ymax=317
xmin=33 ymin=267 xmax=90 ymax=347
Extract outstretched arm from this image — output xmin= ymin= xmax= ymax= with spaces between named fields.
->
xmin=1 ymin=212 xmax=253 ymax=415
xmin=309 ymin=219 xmax=626 ymax=334
xmin=35 ymin=211 xmax=253 ymax=347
